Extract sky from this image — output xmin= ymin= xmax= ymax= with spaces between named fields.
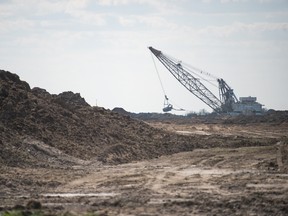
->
xmin=1 ymin=0 xmax=288 ymax=114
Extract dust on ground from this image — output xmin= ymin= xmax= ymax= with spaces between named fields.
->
xmin=1 ymin=70 xmax=288 ymax=215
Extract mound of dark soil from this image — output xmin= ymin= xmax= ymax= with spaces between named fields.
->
xmin=0 ymin=70 xmax=278 ymax=168
xmin=0 ymin=70 xmax=198 ymax=167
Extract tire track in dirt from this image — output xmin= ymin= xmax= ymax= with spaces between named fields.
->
xmin=1 ymin=145 xmax=288 ymax=215
xmin=50 ymin=146 xmax=277 ymax=202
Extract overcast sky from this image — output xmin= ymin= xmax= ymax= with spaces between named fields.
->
xmin=1 ymin=0 xmax=288 ymax=114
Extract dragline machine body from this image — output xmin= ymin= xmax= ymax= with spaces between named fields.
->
xmin=149 ymin=46 xmax=262 ymax=114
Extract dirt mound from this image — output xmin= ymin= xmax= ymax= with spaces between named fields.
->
xmin=0 ymin=70 xmax=197 ymax=167
xmin=112 ymin=107 xmax=130 ymax=115
xmin=53 ymin=91 xmax=90 ymax=110
xmin=0 ymin=70 xmax=279 ymax=168
xmin=112 ymin=106 xmax=288 ymax=125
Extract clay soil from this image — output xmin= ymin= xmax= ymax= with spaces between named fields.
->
xmin=1 ymin=70 xmax=288 ymax=215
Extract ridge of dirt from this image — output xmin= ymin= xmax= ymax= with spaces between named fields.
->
xmin=0 ymin=70 xmax=198 ymax=167
xmin=0 ymin=70 xmax=282 ymax=168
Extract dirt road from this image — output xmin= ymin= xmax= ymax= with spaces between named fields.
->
xmin=41 ymin=146 xmax=288 ymax=215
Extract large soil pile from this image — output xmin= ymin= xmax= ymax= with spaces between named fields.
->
xmin=0 ymin=70 xmax=277 ymax=168
xmin=0 ymin=70 xmax=197 ymax=167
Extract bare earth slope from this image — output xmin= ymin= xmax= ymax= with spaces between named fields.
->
xmin=0 ymin=70 xmax=197 ymax=166
xmin=1 ymin=70 xmax=276 ymax=167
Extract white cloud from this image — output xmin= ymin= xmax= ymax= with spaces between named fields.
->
xmin=118 ymin=15 xmax=178 ymax=29
xmin=118 ymin=16 xmax=137 ymax=27
xmin=0 ymin=0 xmax=107 ymax=33
xmin=198 ymin=22 xmax=288 ymax=38
xmin=65 ymin=9 xmax=107 ymax=26
xmin=0 ymin=0 xmax=89 ymax=17
xmin=220 ymin=0 xmax=248 ymax=3
xmin=0 ymin=19 xmax=35 ymax=32
xmin=96 ymin=0 xmax=183 ymax=15
xmin=204 ymin=0 xmax=283 ymax=3
xmin=0 ymin=0 xmax=183 ymax=32
xmin=97 ymin=0 xmax=131 ymax=5
xmin=202 ymin=0 xmax=213 ymax=3
xmin=96 ymin=0 xmax=169 ymax=6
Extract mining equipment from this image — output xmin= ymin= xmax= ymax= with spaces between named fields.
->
xmin=149 ymin=46 xmax=263 ymax=115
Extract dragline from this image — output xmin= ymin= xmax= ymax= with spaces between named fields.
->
xmin=149 ymin=47 xmax=262 ymax=114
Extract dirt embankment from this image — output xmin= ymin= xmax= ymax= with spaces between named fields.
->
xmin=1 ymin=70 xmax=284 ymax=168
xmin=0 ymin=70 xmax=195 ymax=166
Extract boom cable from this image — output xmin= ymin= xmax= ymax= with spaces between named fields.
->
xmin=150 ymin=52 xmax=185 ymax=112
xmin=165 ymin=53 xmax=218 ymax=89
xmin=151 ymin=52 xmax=166 ymax=96
xmin=182 ymin=63 xmax=218 ymax=88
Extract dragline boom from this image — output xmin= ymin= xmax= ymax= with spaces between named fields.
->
xmin=149 ymin=46 xmax=222 ymax=113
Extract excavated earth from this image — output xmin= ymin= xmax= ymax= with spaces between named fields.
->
xmin=1 ymin=70 xmax=288 ymax=215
